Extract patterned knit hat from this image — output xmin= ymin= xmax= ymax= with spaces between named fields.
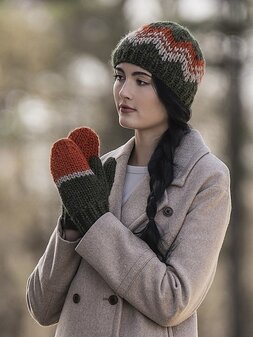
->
xmin=111 ymin=21 xmax=205 ymax=110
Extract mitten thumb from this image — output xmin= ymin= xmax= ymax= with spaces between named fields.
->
xmin=103 ymin=157 xmax=116 ymax=193
xmin=89 ymin=156 xmax=106 ymax=181
xmin=89 ymin=156 xmax=116 ymax=194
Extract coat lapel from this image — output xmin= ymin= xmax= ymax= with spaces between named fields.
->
xmin=107 ymin=137 xmax=135 ymax=220
xmin=171 ymin=129 xmax=210 ymax=187
xmin=121 ymin=174 xmax=150 ymax=229
xmin=106 ymin=128 xmax=210 ymax=230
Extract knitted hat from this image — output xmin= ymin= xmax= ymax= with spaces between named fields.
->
xmin=111 ymin=21 xmax=205 ymax=109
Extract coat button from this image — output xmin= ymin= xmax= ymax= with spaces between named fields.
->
xmin=73 ymin=293 xmax=80 ymax=303
xmin=162 ymin=207 xmax=173 ymax=217
xmin=108 ymin=295 xmax=118 ymax=305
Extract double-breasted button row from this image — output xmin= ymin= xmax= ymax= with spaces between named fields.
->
xmin=162 ymin=207 xmax=173 ymax=217
xmin=73 ymin=293 xmax=118 ymax=305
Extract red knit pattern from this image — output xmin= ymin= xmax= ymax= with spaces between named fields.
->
xmin=138 ymin=25 xmax=205 ymax=80
xmin=68 ymin=127 xmax=100 ymax=159
xmin=50 ymin=138 xmax=90 ymax=183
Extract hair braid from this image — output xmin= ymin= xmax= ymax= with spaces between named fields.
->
xmin=134 ymin=77 xmax=191 ymax=260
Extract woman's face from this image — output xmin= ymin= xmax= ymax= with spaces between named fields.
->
xmin=113 ymin=63 xmax=168 ymax=136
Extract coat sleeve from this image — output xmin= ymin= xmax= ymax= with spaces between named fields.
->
xmin=75 ymin=170 xmax=231 ymax=327
xmin=26 ymin=219 xmax=82 ymax=326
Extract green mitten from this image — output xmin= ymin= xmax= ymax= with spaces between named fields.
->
xmin=59 ymin=127 xmax=100 ymax=231
xmin=68 ymin=126 xmax=116 ymax=199
xmin=50 ymin=138 xmax=116 ymax=235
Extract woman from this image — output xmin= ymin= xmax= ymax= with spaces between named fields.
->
xmin=26 ymin=21 xmax=231 ymax=337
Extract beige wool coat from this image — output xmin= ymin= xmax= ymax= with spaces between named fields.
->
xmin=26 ymin=128 xmax=231 ymax=337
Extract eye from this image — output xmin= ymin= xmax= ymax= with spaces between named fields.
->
xmin=137 ymin=79 xmax=149 ymax=86
xmin=113 ymin=73 xmax=124 ymax=81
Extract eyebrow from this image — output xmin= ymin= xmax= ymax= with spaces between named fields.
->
xmin=115 ymin=66 xmax=152 ymax=78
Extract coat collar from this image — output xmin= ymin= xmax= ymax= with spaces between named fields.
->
xmin=171 ymin=128 xmax=210 ymax=186
xmin=105 ymin=128 xmax=210 ymax=226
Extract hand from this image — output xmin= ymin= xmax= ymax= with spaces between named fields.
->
xmin=60 ymin=127 xmax=100 ymax=231
xmin=50 ymin=128 xmax=116 ymax=235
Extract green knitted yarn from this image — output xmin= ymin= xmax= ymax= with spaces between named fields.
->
xmin=50 ymin=138 xmax=116 ymax=236
xmin=111 ymin=21 xmax=205 ymax=109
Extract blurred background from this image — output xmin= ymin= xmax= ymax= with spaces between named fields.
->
xmin=0 ymin=0 xmax=252 ymax=336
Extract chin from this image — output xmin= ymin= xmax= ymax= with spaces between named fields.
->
xmin=119 ymin=122 xmax=135 ymax=130
xmin=118 ymin=117 xmax=136 ymax=130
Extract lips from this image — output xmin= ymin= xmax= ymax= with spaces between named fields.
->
xmin=119 ymin=104 xmax=136 ymax=113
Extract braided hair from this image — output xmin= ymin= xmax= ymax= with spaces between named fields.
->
xmin=134 ymin=76 xmax=191 ymax=261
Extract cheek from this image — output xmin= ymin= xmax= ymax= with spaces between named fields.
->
xmin=113 ymin=82 xmax=121 ymax=101
xmin=145 ymin=94 xmax=168 ymax=121
xmin=157 ymin=108 xmax=168 ymax=124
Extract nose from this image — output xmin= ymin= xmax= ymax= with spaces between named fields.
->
xmin=119 ymin=80 xmax=132 ymax=100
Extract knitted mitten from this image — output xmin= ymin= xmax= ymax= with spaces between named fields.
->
xmin=50 ymin=138 xmax=116 ymax=235
xmin=68 ymin=127 xmax=115 ymax=194
xmin=60 ymin=127 xmax=100 ymax=231
xmin=68 ymin=127 xmax=99 ymax=157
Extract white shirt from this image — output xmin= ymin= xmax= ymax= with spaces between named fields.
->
xmin=122 ymin=165 xmax=148 ymax=205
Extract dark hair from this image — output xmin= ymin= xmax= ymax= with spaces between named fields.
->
xmin=134 ymin=76 xmax=191 ymax=261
